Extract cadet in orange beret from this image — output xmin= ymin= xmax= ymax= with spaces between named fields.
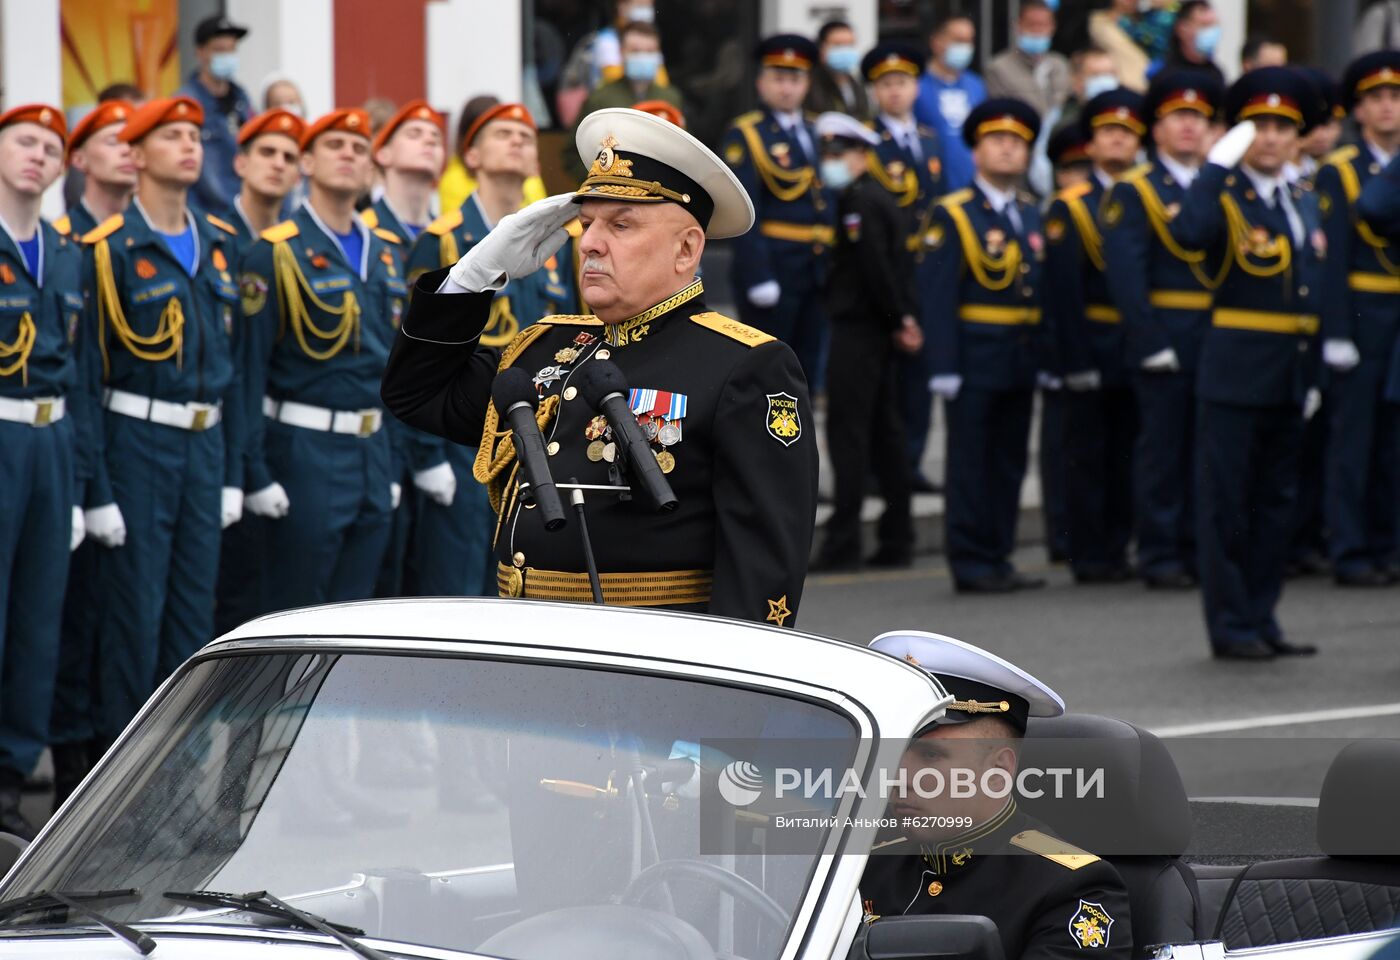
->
xmin=63 ymin=99 xmax=137 ymax=238
xmin=230 ymin=108 xmax=305 ymax=250
xmin=632 ymin=99 xmax=686 ymax=127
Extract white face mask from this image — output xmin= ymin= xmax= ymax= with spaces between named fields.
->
xmin=624 ymin=4 xmax=655 ymax=23
xmin=1083 ymin=73 xmax=1119 ymax=100
xmin=820 ymin=157 xmax=854 ymax=190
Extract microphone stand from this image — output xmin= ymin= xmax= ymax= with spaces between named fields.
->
xmin=562 ymin=478 xmax=615 ymax=605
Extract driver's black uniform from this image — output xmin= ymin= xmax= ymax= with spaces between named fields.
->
xmin=861 ymin=801 xmax=1133 ymax=960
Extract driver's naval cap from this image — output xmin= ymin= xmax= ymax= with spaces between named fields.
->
xmin=871 ymin=631 xmax=1065 ymax=734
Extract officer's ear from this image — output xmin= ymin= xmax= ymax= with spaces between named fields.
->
xmin=373 ymin=144 xmax=394 ymax=170
xmin=674 ymin=221 xmax=704 ymax=276
xmin=299 ymin=146 xmax=316 ymax=178
xmin=233 ymin=149 xmax=248 ymax=179
xmin=462 ymin=144 xmax=481 ymax=173
xmin=129 ymin=141 xmax=148 ymax=174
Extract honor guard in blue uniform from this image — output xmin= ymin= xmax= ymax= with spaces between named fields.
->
xmin=1045 ymin=90 xmax=1147 ymax=585
xmin=77 ymin=97 xmax=245 ymax=744
xmin=1101 ymin=71 xmax=1223 ymax=589
xmin=925 ymin=99 xmax=1049 ymax=593
xmin=238 ymin=108 xmax=406 ymax=612
xmin=722 ymin=35 xmax=835 ymax=389
xmin=1168 ymin=68 xmax=1323 ymax=659
xmin=1359 ymin=152 xmax=1400 ymax=240
xmin=0 ymin=105 xmax=86 ymax=837
xmin=862 ymin=42 xmax=945 ymax=487
xmin=1316 ymin=52 xmax=1400 ymax=586
xmin=63 ymin=99 xmax=137 ymax=238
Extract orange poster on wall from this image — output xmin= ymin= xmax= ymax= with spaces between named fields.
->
xmin=60 ymin=0 xmax=180 ymax=111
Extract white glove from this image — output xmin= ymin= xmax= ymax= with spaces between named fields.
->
xmin=1323 ymin=338 xmax=1360 ymax=372
xmin=746 ymin=280 xmax=781 ymax=308
xmin=929 ymin=374 xmax=963 ymax=400
xmin=1065 ymin=370 xmax=1102 ymax=391
xmin=1304 ymin=387 xmax=1322 ymax=421
xmin=1141 ymin=347 xmax=1181 ymax=372
xmin=221 ymin=487 xmax=244 ymax=529
xmin=1036 ymin=371 xmax=1063 ymax=391
xmin=1208 ymin=120 xmax=1256 ymax=169
xmin=70 ymin=506 xmax=85 ymax=552
xmin=85 ymin=503 xmax=127 ymax=548
xmin=413 ymin=461 xmax=457 ymax=507
xmin=448 ymin=193 xmax=576 ymax=292
xmin=391 ymin=482 xmax=403 ymax=510
xmin=246 ymin=483 xmax=290 ymax=518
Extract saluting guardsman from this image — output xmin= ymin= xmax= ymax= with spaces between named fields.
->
xmin=1167 ymin=68 xmax=1323 ymax=660
xmin=77 ymin=96 xmax=245 ymax=745
xmin=383 ymin=108 xmax=819 ymax=625
xmin=1044 ymin=89 xmax=1146 ymax=585
xmin=924 ymin=99 xmax=1049 ymax=594
xmin=1315 ymin=52 xmax=1400 ymax=587
xmin=1101 ymin=70 xmax=1223 ymax=590
xmin=238 ymin=108 xmax=409 ymax=612
xmin=722 ymin=34 xmax=834 ymax=389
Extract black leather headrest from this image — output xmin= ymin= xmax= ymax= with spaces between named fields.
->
xmin=1020 ymin=714 xmax=1192 ymax=856
xmin=1317 ymin=739 xmax=1400 ymax=857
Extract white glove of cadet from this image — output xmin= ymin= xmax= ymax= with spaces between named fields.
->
xmin=413 ymin=461 xmax=457 ymax=507
xmin=1065 ymin=369 xmax=1103 ymax=391
xmin=221 ymin=487 xmax=244 ymax=529
xmin=85 ymin=503 xmax=127 ymax=548
xmin=1323 ymin=338 xmax=1361 ymax=372
xmin=747 ymin=280 xmax=782 ymax=308
xmin=1141 ymin=347 xmax=1182 ymax=372
xmin=1208 ymin=120 xmax=1257 ymax=169
xmin=70 ymin=506 xmax=85 ymax=552
xmin=448 ymin=193 xmax=577 ymax=293
xmin=929 ymin=374 xmax=963 ymax=401
xmin=1303 ymin=387 xmax=1323 ymax=421
xmin=246 ymin=483 xmax=290 ymax=519
xmin=391 ymin=482 xmax=403 ymax=510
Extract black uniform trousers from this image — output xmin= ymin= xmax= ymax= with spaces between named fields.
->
xmin=1325 ymin=343 xmax=1399 ymax=576
xmin=1289 ymin=399 xmax=1329 ymax=565
xmin=823 ymin=320 xmax=912 ymax=561
xmin=1197 ymin=400 xmax=1302 ymax=651
xmin=1064 ymin=386 xmax=1136 ymax=574
xmin=1132 ymin=370 xmax=1197 ymax=577
xmin=1039 ymin=388 xmax=1071 ymax=561
xmin=946 ymin=386 xmax=1034 ymax=583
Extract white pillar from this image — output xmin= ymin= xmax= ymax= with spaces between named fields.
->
xmin=427 ymin=0 xmax=522 ymax=128
xmin=227 ymin=0 xmax=335 ymax=116
xmin=761 ymin=0 xmax=877 ymax=50
xmin=1215 ymin=0 xmax=1247 ymax=81
xmin=2 ymin=0 xmax=65 ymax=217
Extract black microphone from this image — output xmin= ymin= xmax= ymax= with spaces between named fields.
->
xmin=575 ymin=360 xmax=679 ymax=513
xmin=491 ymin=368 xmax=567 ymax=531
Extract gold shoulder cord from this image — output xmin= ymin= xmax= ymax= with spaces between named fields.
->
xmin=736 ymin=118 xmax=815 ymax=202
xmin=271 ymin=241 xmax=360 ymax=360
xmin=1221 ymin=192 xmax=1291 ymax=279
xmin=438 ymin=231 xmax=460 ymax=269
xmin=1066 ymin=196 xmax=1106 ymax=272
xmin=0 ymin=311 xmax=35 ymax=386
xmin=1132 ymin=178 xmax=1229 ymax=290
xmin=943 ymin=201 xmax=1022 ymax=291
xmin=1334 ymin=159 xmax=1400 ymax=275
xmin=865 ymin=148 xmax=918 ymax=207
xmin=94 ymin=238 xmax=184 ymax=378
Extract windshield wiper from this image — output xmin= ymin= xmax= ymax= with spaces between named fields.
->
xmin=0 ymin=888 xmax=153 ymax=956
xmin=163 ymin=889 xmax=390 ymax=960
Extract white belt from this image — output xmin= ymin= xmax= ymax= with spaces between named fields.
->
xmin=263 ymin=397 xmax=383 ymax=437
xmin=104 ymin=389 xmax=221 ymax=431
xmin=0 ymin=395 xmax=65 ymax=427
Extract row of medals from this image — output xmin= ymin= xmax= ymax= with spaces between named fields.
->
xmin=549 ymin=339 xmax=680 ymax=476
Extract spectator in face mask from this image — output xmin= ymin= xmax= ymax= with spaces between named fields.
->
xmin=1029 ymin=47 xmax=1119 ymax=197
xmin=175 ymin=14 xmax=253 ymax=218
xmin=1156 ymin=1 xmax=1225 ymax=86
xmin=261 ymin=75 xmax=306 ymax=116
xmin=805 ymin=20 xmax=872 ymax=120
xmin=915 ymin=14 xmax=987 ymax=191
xmin=985 ymin=0 xmax=1072 ymax=117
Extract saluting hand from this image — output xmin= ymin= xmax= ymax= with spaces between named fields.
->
xmin=1207 ymin=120 xmax=1256 ymax=169
xmin=448 ymin=193 xmax=577 ymax=293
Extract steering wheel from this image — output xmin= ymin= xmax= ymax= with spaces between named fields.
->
xmin=619 ymin=859 xmax=790 ymax=931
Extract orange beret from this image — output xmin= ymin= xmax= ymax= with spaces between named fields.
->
xmin=0 ymin=103 xmax=68 ymax=146
xmin=462 ymin=102 xmax=535 ymax=151
xmin=371 ymin=99 xmax=446 ymax=153
xmin=301 ymin=107 xmax=371 ymax=149
xmin=67 ymin=100 xmax=134 ymax=157
xmin=238 ymin=109 xmax=307 ymax=147
xmin=119 ymin=97 xmax=204 ymax=143
xmin=632 ymin=100 xmax=686 ymax=128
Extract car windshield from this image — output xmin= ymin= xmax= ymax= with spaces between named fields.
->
xmin=2 ymin=648 xmax=860 ymax=959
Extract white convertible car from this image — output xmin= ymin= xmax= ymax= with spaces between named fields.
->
xmin=0 ymin=600 xmax=1395 ymax=960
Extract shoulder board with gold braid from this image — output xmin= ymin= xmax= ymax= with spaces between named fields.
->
xmin=539 ymin=314 xmax=603 ymax=326
xmin=261 ymin=220 xmax=299 ymax=243
xmin=206 ymin=213 xmax=237 ymax=236
xmin=372 ymin=227 xmax=401 ymax=245
xmin=1120 ymin=162 xmax=1153 ymax=183
xmin=936 ymin=188 xmax=974 ymax=209
xmin=690 ymin=311 xmax=775 ymax=347
xmin=1055 ymin=181 xmax=1094 ymax=202
xmin=82 ymin=213 xmax=124 ymax=245
xmin=53 ymin=215 xmax=71 ymax=236
xmin=733 ymin=110 xmax=763 ymax=128
xmin=1323 ymin=144 xmax=1394 ymax=258
xmin=1323 ymin=144 xmax=1360 ymax=169
xmin=1008 ymin=830 xmax=1101 ymax=870
xmin=427 ymin=209 xmax=464 ymax=236
xmin=361 ymin=208 xmax=380 ymax=230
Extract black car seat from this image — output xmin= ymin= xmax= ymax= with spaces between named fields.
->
xmin=1213 ymin=739 xmax=1400 ymax=949
xmin=1022 ymin=714 xmax=1199 ymax=957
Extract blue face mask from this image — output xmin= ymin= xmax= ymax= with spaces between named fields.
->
xmin=1044 ymin=0 xmax=1061 ymax=9
xmin=624 ymin=51 xmax=662 ymax=83
xmin=1193 ymin=25 xmax=1222 ymax=57
xmin=1084 ymin=73 xmax=1119 ymax=100
xmin=210 ymin=51 xmax=239 ymax=81
xmin=1017 ymin=33 xmax=1052 ymax=57
xmin=824 ymin=45 xmax=860 ymax=74
xmin=820 ymin=157 xmax=854 ymax=190
xmin=944 ymin=42 xmax=974 ymax=72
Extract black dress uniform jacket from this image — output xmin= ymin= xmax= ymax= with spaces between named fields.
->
xmin=862 ymin=803 xmax=1133 ymax=960
xmin=829 ymin=174 xmax=917 ymax=326
xmin=381 ymin=272 xmax=819 ymax=626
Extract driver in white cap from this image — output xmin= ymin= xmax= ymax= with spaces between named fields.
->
xmin=381 ymin=108 xmax=819 ymax=625
xmin=861 ymin=632 xmax=1132 ymax=960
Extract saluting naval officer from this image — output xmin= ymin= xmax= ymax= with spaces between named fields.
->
xmin=924 ymin=98 xmax=1049 ymax=593
xmin=1167 ymin=68 xmax=1323 ymax=660
xmin=1102 ymin=70 xmax=1223 ymax=591
xmin=383 ymin=108 xmax=819 ymax=624
xmin=1315 ymin=52 xmax=1400 ymax=587
xmin=722 ymin=35 xmax=835 ymax=390
xmin=1045 ymin=89 xmax=1146 ymax=585
xmin=861 ymin=632 xmax=1132 ymax=960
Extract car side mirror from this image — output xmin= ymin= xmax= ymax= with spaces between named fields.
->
xmin=0 ymin=832 xmax=29 ymax=876
xmin=850 ymin=914 xmax=1006 ymax=960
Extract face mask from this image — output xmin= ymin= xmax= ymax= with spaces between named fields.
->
xmin=1017 ymin=33 xmax=1052 ymax=56
xmin=1193 ymin=25 xmax=1222 ymax=57
xmin=278 ymin=102 xmax=304 ymax=118
xmin=824 ymin=45 xmax=860 ymax=74
xmin=944 ymin=43 xmax=974 ymax=71
xmin=624 ymin=5 xmax=655 ymax=23
xmin=624 ymin=51 xmax=662 ymax=83
xmin=209 ymin=51 xmax=239 ymax=81
xmin=1044 ymin=0 xmax=1061 ymax=9
xmin=820 ymin=157 xmax=854 ymax=190
xmin=1084 ymin=73 xmax=1119 ymax=100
